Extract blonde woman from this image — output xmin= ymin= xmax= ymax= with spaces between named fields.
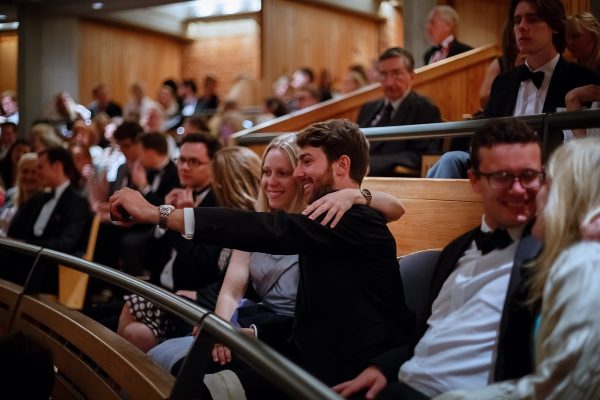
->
xmin=436 ymin=137 xmax=600 ymax=399
xmin=566 ymin=12 xmax=600 ymax=72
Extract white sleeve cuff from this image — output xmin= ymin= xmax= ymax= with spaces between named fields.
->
xmin=249 ymin=324 xmax=258 ymax=338
xmin=182 ymin=207 xmax=195 ymax=240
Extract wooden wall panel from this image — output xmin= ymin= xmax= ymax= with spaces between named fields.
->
xmin=0 ymin=33 xmax=18 ymax=93
xmin=78 ymin=20 xmax=183 ymax=107
xmin=182 ymin=20 xmax=260 ymax=105
xmin=564 ymin=0 xmax=590 ymax=16
xmin=262 ymin=0 xmax=381 ymax=98
xmin=452 ymin=0 xmax=508 ymax=49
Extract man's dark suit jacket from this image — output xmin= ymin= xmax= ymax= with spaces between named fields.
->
xmin=484 ymin=57 xmax=600 ymax=154
xmin=357 ymin=91 xmax=442 ymax=176
xmin=423 ymin=39 xmax=473 ymax=65
xmin=3 ymin=184 xmax=91 ymax=291
xmin=372 ymin=224 xmax=541 ymax=385
xmin=190 ymin=205 xmax=415 ymax=385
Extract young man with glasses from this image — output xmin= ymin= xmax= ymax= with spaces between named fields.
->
xmin=334 ymin=118 xmax=543 ymax=399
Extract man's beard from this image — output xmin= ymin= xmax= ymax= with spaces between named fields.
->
xmin=307 ymin=166 xmax=335 ymax=204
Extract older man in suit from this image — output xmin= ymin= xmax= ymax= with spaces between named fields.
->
xmin=358 ymin=47 xmax=442 ymax=176
xmin=334 ymin=118 xmax=543 ymax=399
xmin=423 ymin=5 xmax=472 ymax=65
xmin=3 ymin=146 xmax=91 ymax=292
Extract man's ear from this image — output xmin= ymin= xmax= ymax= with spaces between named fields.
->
xmin=467 ymin=169 xmax=481 ymax=194
xmin=335 ymin=155 xmax=351 ymax=177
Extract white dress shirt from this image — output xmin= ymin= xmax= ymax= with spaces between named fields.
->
xmin=513 ymin=54 xmax=559 ymax=116
xmin=399 ymin=217 xmax=524 ymax=396
xmin=33 ymin=180 xmax=70 ymax=237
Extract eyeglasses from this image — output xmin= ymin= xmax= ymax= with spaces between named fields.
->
xmin=474 ymin=169 xmax=545 ymax=189
xmin=177 ymin=157 xmax=209 ymax=168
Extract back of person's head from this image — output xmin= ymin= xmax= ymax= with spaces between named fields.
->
xmin=0 ymin=332 xmax=55 ymax=399
xmin=1 ymin=121 xmax=18 ymax=133
xmin=180 ymin=132 xmax=223 ymax=160
xmin=431 ymin=5 xmax=459 ymax=29
xmin=183 ymin=115 xmax=210 ymax=134
xmin=264 ymin=96 xmax=289 ymax=117
xmin=297 ymin=67 xmax=315 ymax=83
xmin=140 ymin=132 xmax=168 ymax=156
xmin=378 ymin=47 xmax=415 ymax=73
xmin=256 ymin=133 xmax=304 ymax=213
xmin=530 ymin=137 xmax=600 ymax=303
xmin=162 ymin=78 xmax=179 ymax=96
xmin=113 ymin=121 xmax=144 ymax=143
xmin=470 ymin=118 xmax=541 ymax=171
xmin=510 ymin=0 xmax=566 ymax=53
xmin=183 ymin=79 xmax=198 ymax=94
xmin=566 ymin=12 xmax=600 ymax=71
xmin=211 ymin=146 xmax=261 ymax=210
xmin=40 ymin=145 xmax=81 ymax=185
xmin=296 ymin=119 xmax=369 ymax=185
xmin=30 ymin=123 xmax=64 ymax=152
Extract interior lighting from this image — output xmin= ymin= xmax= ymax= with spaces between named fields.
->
xmin=92 ymin=2 xmax=104 ymax=10
xmin=196 ymin=0 xmax=217 ymax=17
xmin=223 ymin=0 xmax=243 ymax=15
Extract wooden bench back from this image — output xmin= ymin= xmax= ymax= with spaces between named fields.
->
xmin=10 ymin=294 xmax=174 ymax=400
xmin=363 ymin=178 xmax=483 ymax=256
xmin=0 ymin=279 xmax=21 ymax=335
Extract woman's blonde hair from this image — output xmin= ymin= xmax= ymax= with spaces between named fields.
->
xmin=255 ymin=133 xmax=305 ymax=213
xmin=566 ymin=12 xmax=600 ymax=72
xmin=14 ymin=152 xmax=38 ymax=207
xmin=529 ymin=137 xmax=600 ymax=303
xmin=211 ymin=146 xmax=261 ymax=211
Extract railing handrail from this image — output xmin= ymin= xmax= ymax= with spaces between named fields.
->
xmin=0 ymin=237 xmax=341 ymax=400
xmin=235 ymin=109 xmax=600 ymax=146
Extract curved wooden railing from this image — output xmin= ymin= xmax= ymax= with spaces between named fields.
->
xmin=232 ymin=44 xmax=500 ymax=149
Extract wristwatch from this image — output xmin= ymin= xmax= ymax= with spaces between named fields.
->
xmin=360 ymin=188 xmax=372 ymax=207
xmin=158 ymin=205 xmax=175 ymax=229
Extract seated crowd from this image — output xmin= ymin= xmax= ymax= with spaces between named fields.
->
xmin=1 ymin=1 xmax=600 ymax=399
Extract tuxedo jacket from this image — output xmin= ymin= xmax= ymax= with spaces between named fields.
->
xmin=423 ymin=39 xmax=473 ymax=65
xmin=156 ymin=189 xmax=223 ymax=292
xmin=4 ymin=184 xmax=91 ymax=291
xmin=144 ymin=160 xmax=180 ymax=206
xmin=484 ymin=57 xmax=600 ymax=153
xmin=191 ymin=205 xmax=415 ymax=385
xmin=372 ymin=224 xmax=541 ymax=382
xmin=357 ymin=91 xmax=442 ymax=176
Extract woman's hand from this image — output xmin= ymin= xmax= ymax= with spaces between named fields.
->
xmin=302 ymin=188 xmax=358 ymax=228
xmin=212 ymin=343 xmax=233 ymax=365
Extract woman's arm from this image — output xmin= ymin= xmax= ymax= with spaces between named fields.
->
xmin=479 ymin=58 xmax=501 ymax=110
xmin=302 ymin=188 xmax=405 ymax=227
xmin=214 ymin=250 xmax=251 ymax=322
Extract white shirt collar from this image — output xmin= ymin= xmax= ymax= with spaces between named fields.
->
xmin=386 ymin=89 xmax=411 ymax=111
xmin=53 ymin=180 xmax=71 ymax=200
xmin=440 ymin=35 xmax=455 ymax=48
xmin=526 ymin=53 xmax=559 ymax=74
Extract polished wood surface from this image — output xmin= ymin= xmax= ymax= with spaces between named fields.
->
xmin=78 ymin=19 xmax=183 ymax=106
xmin=0 ymin=33 xmax=18 ymax=92
xmin=364 ymin=177 xmax=483 ymax=256
xmin=261 ymin=0 xmax=382 ymax=96
xmin=0 ymin=278 xmax=20 ymax=334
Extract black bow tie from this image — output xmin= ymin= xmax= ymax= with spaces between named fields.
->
xmin=474 ymin=228 xmax=513 ymax=255
xmin=518 ymin=66 xmax=545 ymax=89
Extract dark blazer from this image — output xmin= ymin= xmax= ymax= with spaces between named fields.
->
xmin=191 ymin=205 xmax=415 ymax=385
xmin=372 ymin=224 xmax=541 ymax=382
xmin=423 ymin=39 xmax=473 ymax=65
xmin=4 ymin=184 xmax=91 ymax=291
xmin=170 ymin=190 xmax=223 ymax=292
xmin=357 ymin=91 xmax=442 ymax=176
xmin=484 ymin=57 xmax=600 ymax=153
xmin=109 ymin=162 xmax=133 ymax=197
xmin=144 ymin=160 xmax=180 ymax=206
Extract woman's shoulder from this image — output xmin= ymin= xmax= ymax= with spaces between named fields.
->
xmin=550 ymin=241 xmax=600 ymax=278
